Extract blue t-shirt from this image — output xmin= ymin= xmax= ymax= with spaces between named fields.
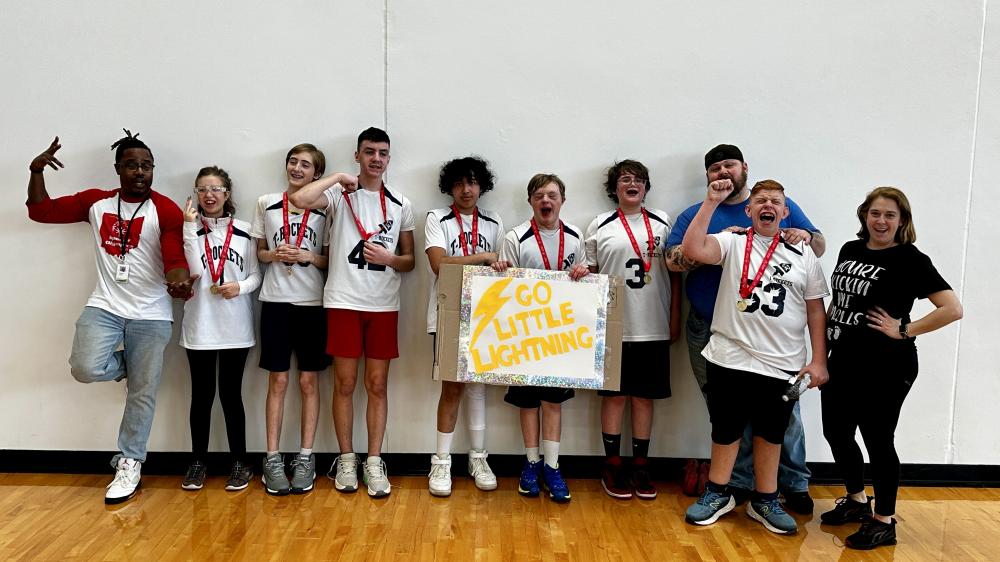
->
xmin=666 ymin=196 xmax=818 ymax=322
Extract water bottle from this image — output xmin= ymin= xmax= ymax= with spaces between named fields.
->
xmin=782 ymin=373 xmax=811 ymax=402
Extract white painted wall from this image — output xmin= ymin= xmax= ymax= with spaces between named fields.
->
xmin=1 ymin=1 xmax=994 ymax=464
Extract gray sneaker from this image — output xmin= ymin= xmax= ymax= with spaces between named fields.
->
xmin=290 ymin=453 xmax=316 ymax=494
xmin=261 ymin=453 xmax=290 ymax=496
xmin=328 ymin=453 xmax=359 ymax=493
xmin=363 ymin=456 xmax=391 ymax=498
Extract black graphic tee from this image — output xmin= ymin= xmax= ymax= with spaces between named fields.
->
xmin=827 ymin=239 xmax=951 ymax=354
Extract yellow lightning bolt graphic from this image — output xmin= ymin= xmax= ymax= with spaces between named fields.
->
xmin=470 ymin=277 xmax=514 ymax=348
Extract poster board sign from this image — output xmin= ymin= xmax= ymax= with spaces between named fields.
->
xmin=435 ymin=264 xmax=622 ymax=390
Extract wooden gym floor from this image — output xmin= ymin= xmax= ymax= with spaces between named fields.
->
xmin=1 ymin=473 xmax=998 ymax=561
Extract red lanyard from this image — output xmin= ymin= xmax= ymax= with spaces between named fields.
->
xmin=343 ymin=187 xmax=387 ymax=240
xmin=202 ymin=219 xmax=234 ymax=284
xmin=617 ymin=208 xmax=655 ymax=273
xmin=282 ymin=192 xmax=310 ymax=248
xmin=452 ymin=205 xmax=478 ymax=256
xmin=740 ymin=228 xmax=782 ymax=299
xmin=530 ymin=219 xmax=564 ymax=271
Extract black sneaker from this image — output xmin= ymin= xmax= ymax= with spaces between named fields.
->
xmin=821 ymin=495 xmax=873 ymax=525
xmin=181 ymin=461 xmax=207 ymax=490
xmin=781 ymin=490 xmax=814 ymax=515
xmin=846 ymin=517 xmax=897 ymax=550
xmin=225 ymin=460 xmax=252 ymax=491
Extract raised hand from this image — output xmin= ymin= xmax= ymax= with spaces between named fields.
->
xmin=30 ymin=137 xmax=64 ymax=173
xmin=706 ymin=179 xmax=734 ymax=204
xmin=183 ymin=197 xmax=198 ymax=222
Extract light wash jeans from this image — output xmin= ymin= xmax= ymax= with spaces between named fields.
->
xmin=69 ymin=306 xmax=172 ymax=466
xmin=686 ymin=310 xmax=811 ymax=492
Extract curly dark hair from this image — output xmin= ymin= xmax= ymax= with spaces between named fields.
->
xmin=438 ymin=156 xmax=496 ymax=196
xmin=111 ymin=128 xmax=153 ymax=163
xmin=603 ymin=159 xmax=651 ymax=203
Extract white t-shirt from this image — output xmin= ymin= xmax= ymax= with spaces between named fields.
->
xmin=702 ymin=230 xmax=830 ymax=379
xmin=323 ymin=184 xmax=416 ymax=312
xmin=585 ymin=208 xmax=673 ymax=341
xmin=250 ymin=192 xmax=329 ymax=306
xmin=180 ymin=217 xmax=262 ymax=349
xmin=424 ymin=206 xmax=505 ymax=333
xmin=500 ymin=219 xmax=586 ymax=271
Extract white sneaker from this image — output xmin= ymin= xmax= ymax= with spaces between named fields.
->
xmin=105 ymin=458 xmax=141 ymax=504
xmin=363 ymin=456 xmax=391 ymax=498
xmin=468 ymin=449 xmax=497 ymax=491
xmin=428 ymin=454 xmax=452 ymax=497
xmin=328 ymin=453 xmax=359 ymax=493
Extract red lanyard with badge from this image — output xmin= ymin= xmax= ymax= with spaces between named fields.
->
xmin=452 ymin=204 xmax=478 ymax=256
xmin=114 ymin=193 xmax=149 ymax=283
xmin=282 ymin=192 xmax=310 ymax=275
xmin=617 ymin=208 xmax=655 ymax=284
xmin=737 ymin=228 xmax=781 ymax=311
xmin=203 ymin=219 xmax=234 ymax=294
xmin=530 ymin=218 xmax=564 ymax=271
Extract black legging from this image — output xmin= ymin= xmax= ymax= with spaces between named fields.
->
xmin=821 ymin=348 xmax=917 ymax=517
xmin=186 ymin=348 xmax=250 ymax=460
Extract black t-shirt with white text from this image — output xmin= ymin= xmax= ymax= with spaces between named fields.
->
xmin=827 ymin=239 xmax=951 ymax=354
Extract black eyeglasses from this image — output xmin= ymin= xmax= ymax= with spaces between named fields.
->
xmin=120 ymin=161 xmax=154 ymax=172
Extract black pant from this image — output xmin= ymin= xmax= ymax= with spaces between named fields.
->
xmin=821 ymin=347 xmax=917 ymax=517
xmin=186 ymin=348 xmax=250 ymax=460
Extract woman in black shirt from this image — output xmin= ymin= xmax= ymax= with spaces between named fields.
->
xmin=821 ymin=187 xmax=962 ymax=550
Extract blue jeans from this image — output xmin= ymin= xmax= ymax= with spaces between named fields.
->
xmin=69 ymin=306 xmax=172 ymax=466
xmin=686 ymin=310 xmax=811 ymax=492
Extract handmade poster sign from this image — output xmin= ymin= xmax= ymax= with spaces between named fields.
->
xmin=435 ymin=264 xmax=622 ymax=391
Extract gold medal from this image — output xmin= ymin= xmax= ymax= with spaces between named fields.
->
xmin=210 ymin=284 xmax=220 ymax=295
xmin=286 ymin=266 xmax=293 ymax=276
xmin=644 ymin=273 xmax=652 ymax=284
xmin=736 ymin=299 xmax=748 ymax=312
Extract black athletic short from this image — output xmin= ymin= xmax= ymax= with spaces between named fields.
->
xmin=598 ymin=340 xmax=671 ymax=399
xmin=705 ymin=361 xmax=795 ymax=445
xmin=259 ymin=302 xmax=329 ymax=372
xmin=504 ymin=385 xmax=575 ymax=409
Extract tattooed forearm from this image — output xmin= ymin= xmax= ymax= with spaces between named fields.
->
xmin=666 ymin=244 xmax=701 ymax=272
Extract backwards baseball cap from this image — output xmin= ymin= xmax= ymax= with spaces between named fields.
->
xmin=704 ymin=144 xmax=744 ymax=169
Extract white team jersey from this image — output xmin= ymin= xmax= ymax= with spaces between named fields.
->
xmin=585 ymin=208 xmax=673 ymax=341
xmin=702 ymin=231 xmax=830 ymax=379
xmin=180 ymin=217 xmax=262 ymax=349
xmin=323 ymin=184 xmax=416 ymax=312
xmin=499 ymin=219 xmax=586 ymax=271
xmin=424 ymin=206 xmax=505 ymax=333
xmin=250 ymin=192 xmax=329 ymax=306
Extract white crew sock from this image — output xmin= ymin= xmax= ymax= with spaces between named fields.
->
xmin=542 ymin=440 xmax=560 ymax=468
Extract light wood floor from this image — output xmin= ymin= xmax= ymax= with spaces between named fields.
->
xmin=1 ymin=473 xmax=998 ymax=561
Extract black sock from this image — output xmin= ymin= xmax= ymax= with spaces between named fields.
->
xmin=706 ymin=480 xmax=729 ymax=494
xmin=752 ymin=490 xmax=780 ymax=502
xmin=602 ymin=433 xmax=621 ymax=458
xmin=631 ymin=438 xmax=650 ymax=459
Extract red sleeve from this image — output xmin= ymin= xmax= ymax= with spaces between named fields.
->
xmin=26 ymin=189 xmax=114 ymax=224
xmin=151 ymin=191 xmax=188 ymax=274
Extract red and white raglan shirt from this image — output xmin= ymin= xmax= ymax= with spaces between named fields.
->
xmin=702 ymin=231 xmax=829 ymax=380
xmin=424 ymin=206 xmax=505 ymax=334
xmin=180 ymin=216 xmax=262 ymax=349
xmin=250 ymin=192 xmax=329 ymax=306
xmin=27 ymin=189 xmax=186 ymax=321
xmin=499 ymin=219 xmax=587 ymax=273
xmin=322 ymin=184 xmax=415 ymax=312
xmin=585 ymin=208 xmax=673 ymax=342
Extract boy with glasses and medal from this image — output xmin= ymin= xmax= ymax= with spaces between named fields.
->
xmin=290 ymin=127 xmax=415 ymax=498
xmin=680 ymin=178 xmax=829 ymax=536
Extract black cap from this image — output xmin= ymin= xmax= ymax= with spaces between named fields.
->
xmin=704 ymin=144 xmax=743 ymax=169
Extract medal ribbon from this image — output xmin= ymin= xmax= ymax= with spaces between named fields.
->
xmin=530 ymin=219 xmax=564 ymax=271
xmin=739 ymin=227 xmax=782 ymax=299
xmin=452 ymin=205 xmax=479 ymax=257
xmin=617 ymin=208 xmax=655 ymax=273
xmin=282 ymin=192 xmax=311 ymax=248
xmin=202 ymin=219 xmax=235 ymax=284
xmin=343 ymin=187 xmax=387 ymax=240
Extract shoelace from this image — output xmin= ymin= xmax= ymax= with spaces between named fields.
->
xmin=429 ymin=460 xmax=450 ymax=479
xmin=338 ymin=457 xmax=358 ymax=477
xmin=111 ymin=462 xmax=139 ymax=488
xmin=291 ymin=456 xmax=313 ymax=474
xmin=366 ymin=461 xmax=386 ymax=480
xmin=698 ymin=490 xmax=729 ymax=508
xmin=546 ymin=468 xmax=568 ymax=491
xmin=469 ymin=456 xmax=493 ymax=477
xmin=229 ymin=462 xmax=247 ymax=480
xmin=755 ymin=499 xmax=787 ymax=516
xmin=264 ymin=457 xmax=285 ymax=478
xmin=185 ymin=462 xmax=206 ymax=479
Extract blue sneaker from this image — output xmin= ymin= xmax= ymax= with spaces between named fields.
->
xmin=685 ymin=485 xmax=736 ymax=525
xmin=542 ymin=463 xmax=571 ymax=503
xmin=518 ymin=459 xmax=542 ymax=497
xmin=748 ymin=496 xmax=798 ymax=534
